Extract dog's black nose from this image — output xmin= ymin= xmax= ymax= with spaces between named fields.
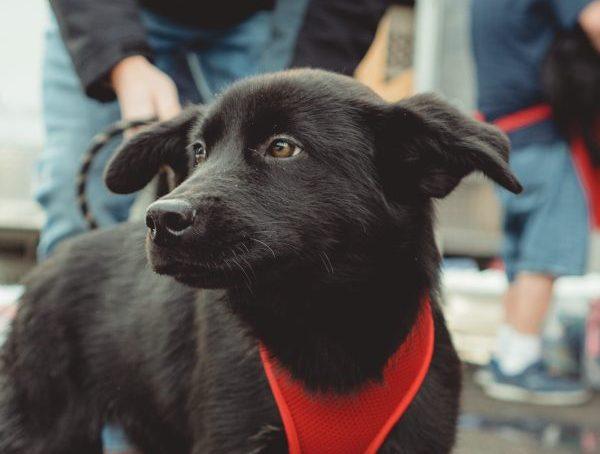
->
xmin=146 ymin=199 xmax=195 ymax=244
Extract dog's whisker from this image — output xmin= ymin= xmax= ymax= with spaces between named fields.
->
xmin=231 ymin=256 xmax=251 ymax=290
xmin=249 ymin=238 xmax=276 ymax=259
xmin=320 ymin=251 xmax=334 ymax=275
xmin=240 ymin=256 xmax=256 ymax=280
xmin=250 ymin=232 xmax=302 ymax=253
xmin=231 ymin=248 xmax=254 ymax=290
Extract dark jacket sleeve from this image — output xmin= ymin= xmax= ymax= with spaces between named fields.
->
xmin=290 ymin=0 xmax=413 ymax=75
xmin=50 ymin=0 xmax=153 ymax=102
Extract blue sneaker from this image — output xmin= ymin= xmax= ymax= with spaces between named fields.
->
xmin=483 ymin=360 xmax=591 ymax=406
xmin=473 ymin=357 xmax=499 ymax=388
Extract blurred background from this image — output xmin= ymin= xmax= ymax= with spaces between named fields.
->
xmin=1 ymin=0 xmax=599 ymax=452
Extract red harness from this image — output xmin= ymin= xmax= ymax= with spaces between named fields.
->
xmin=483 ymin=103 xmax=600 ymax=229
xmin=259 ymin=298 xmax=434 ymax=454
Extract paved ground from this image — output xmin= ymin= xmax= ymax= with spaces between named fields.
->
xmin=1 ymin=250 xmax=599 ymax=453
xmin=458 ymin=365 xmax=600 ymax=453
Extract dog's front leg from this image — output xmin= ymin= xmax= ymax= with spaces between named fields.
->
xmin=190 ymin=424 xmax=287 ymax=454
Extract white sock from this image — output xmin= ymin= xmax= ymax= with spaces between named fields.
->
xmin=493 ymin=324 xmax=513 ymax=360
xmin=498 ymin=327 xmax=542 ymax=376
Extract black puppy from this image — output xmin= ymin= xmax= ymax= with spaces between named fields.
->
xmin=543 ymin=24 xmax=600 ymax=165
xmin=0 ymin=70 xmax=521 ymax=454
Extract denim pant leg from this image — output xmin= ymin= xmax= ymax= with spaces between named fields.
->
xmin=262 ymin=0 xmax=310 ymax=72
xmin=36 ymin=17 xmax=132 ymax=260
xmin=187 ymin=11 xmax=272 ymax=100
xmin=190 ymin=2 xmax=308 ymax=100
xmin=141 ymin=0 xmax=308 ymax=105
xmin=498 ymin=141 xmax=589 ymax=281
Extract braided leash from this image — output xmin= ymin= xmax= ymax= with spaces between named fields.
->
xmin=77 ymin=118 xmax=157 ymax=229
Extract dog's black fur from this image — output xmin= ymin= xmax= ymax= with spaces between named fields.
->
xmin=542 ymin=25 xmax=600 ymax=165
xmin=0 ymin=70 xmax=521 ymax=454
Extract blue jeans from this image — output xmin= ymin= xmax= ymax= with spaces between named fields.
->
xmin=37 ymin=1 xmax=308 ymax=260
xmin=37 ymin=3 xmax=307 ymax=451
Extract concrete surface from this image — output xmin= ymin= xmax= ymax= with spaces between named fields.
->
xmin=458 ymin=365 xmax=600 ymax=453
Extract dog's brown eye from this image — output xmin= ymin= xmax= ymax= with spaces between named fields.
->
xmin=190 ymin=141 xmax=207 ymax=165
xmin=267 ymin=139 xmax=301 ymax=159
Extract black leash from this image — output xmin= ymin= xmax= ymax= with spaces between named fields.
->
xmin=77 ymin=118 xmax=157 ymax=229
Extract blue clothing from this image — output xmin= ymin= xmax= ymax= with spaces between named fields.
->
xmin=471 ymin=0 xmax=591 ymax=149
xmin=37 ymin=3 xmax=307 ymax=260
xmin=483 ymin=359 xmax=590 ymax=405
xmin=497 ymin=141 xmax=589 ymax=281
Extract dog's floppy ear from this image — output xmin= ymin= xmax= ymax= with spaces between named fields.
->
xmin=378 ymin=94 xmax=522 ymax=199
xmin=104 ymin=106 xmax=203 ymax=194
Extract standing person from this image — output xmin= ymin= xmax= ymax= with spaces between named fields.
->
xmin=472 ymin=0 xmax=600 ymax=405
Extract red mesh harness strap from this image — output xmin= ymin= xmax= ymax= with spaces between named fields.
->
xmin=478 ymin=104 xmax=600 ymax=229
xmin=259 ymin=297 xmax=435 ymax=454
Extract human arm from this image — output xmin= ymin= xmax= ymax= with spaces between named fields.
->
xmin=50 ymin=0 xmax=153 ymax=102
xmin=50 ymin=0 xmax=180 ymax=120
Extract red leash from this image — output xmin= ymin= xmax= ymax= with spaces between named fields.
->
xmin=492 ymin=104 xmax=553 ymax=133
xmin=260 ymin=297 xmax=434 ymax=454
xmin=480 ymin=104 xmax=600 ymax=229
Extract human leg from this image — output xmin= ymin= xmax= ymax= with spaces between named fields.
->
xmin=261 ymin=0 xmax=311 ymax=72
xmin=186 ymin=10 xmax=273 ymax=100
xmin=483 ymin=141 xmax=590 ymax=404
xmin=36 ymin=15 xmax=132 ymax=260
xmin=500 ymin=140 xmax=589 ymax=340
xmin=140 ymin=0 xmax=308 ymax=104
xmin=509 ymin=272 xmax=555 ymax=335
xmin=495 ymin=274 xmax=550 ymax=375
xmin=189 ymin=0 xmax=309 ymax=102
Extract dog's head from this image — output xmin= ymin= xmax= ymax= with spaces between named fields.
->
xmin=105 ymin=70 xmax=521 ymax=288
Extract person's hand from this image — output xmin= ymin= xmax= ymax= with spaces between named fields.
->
xmin=111 ymin=55 xmax=181 ymax=126
xmin=580 ymin=0 xmax=600 ymax=52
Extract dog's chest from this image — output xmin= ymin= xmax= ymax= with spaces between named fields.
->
xmin=190 ymin=294 xmax=285 ymax=453
xmin=189 ymin=293 xmax=436 ymax=454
